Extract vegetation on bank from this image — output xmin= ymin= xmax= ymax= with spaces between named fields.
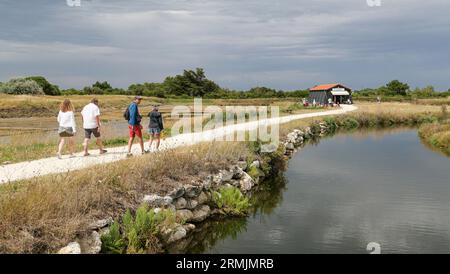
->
xmin=418 ymin=106 xmax=450 ymax=155
xmin=101 ymin=205 xmax=177 ymax=254
xmin=212 ymin=187 xmax=250 ymax=216
xmin=322 ymin=111 xmax=438 ymax=132
xmin=0 ymin=142 xmax=250 ymax=253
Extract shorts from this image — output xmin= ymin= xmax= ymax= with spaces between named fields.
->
xmin=84 ymin=128 xmax=101 ymax=139
xmin=59 ymin=127 xmax=75 ymax=137
xmin=148 ymin=127 xmax=161 ymax=135
xmin=129 ymin=125 xmax=143 ymax=138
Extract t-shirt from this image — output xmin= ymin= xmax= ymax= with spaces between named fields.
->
xmin=81 ymin=103 xmax=100 ymax=129
xmin=57 ymin=111 xmax=77 ymax=132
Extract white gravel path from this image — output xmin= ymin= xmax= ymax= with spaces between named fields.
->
xmin=0 ymin=105 xmax=357 ymax=184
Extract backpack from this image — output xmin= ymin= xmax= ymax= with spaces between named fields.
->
xmin=123 ymin=105 xmax=130 ymax=121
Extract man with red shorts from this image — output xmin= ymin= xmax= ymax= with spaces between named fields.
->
xmin=126 ymin=96 xmax=145 ymax=156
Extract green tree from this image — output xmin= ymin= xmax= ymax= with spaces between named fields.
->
xmin=92 ymin=81 xmax=113 ymax=92
xmin=386 ymin=80 xmax=410 ymax=96
xmin=163 ymin=68 xmax=220 ymax=97
xmin=25 ymin=76 xmax=60 ymax=96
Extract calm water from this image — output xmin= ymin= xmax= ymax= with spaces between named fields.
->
xmin=176 ymin=128 xmax=450 ymax=254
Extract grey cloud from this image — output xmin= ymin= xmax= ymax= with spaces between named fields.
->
xmin=0 ymin=0 xmax=449 ymax=90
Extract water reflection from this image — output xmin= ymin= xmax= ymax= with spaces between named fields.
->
xmin=175 ymin=128 xmax=450 ymax=254
xmin=168 ymin=176 xmax=287 ymax=254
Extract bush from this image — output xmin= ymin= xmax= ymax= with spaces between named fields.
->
xmin=0 ymin=78 xmax=44 ymax=95
xmin=25 ymin=76 xmax=60 ymax=96
xmin=323 ymin=117 xmax=338 ymax=132
xmin=339 ymin=117 xmax=360 ymax=129
xmin=213 ymin=187 xmax=250 ymax=216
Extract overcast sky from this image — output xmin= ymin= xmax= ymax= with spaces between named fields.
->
xmin=1 ymin=0 xmax=449 ymax=90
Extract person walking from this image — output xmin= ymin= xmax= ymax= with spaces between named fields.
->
xmin=81 ymin=98 xmax=107 ymax=156
xmin=147 ymin=105 xmax=164 ymax=151
xmin=126 ymin=96 xmax=145 ymax=156
xmin=57 ymin=99 xmax=77 ymax=159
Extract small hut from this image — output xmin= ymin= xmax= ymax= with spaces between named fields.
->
xmin=308 ymin=83 xmax=352 ymax=105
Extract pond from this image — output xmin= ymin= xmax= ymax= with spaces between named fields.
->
xmin=172 ymin=128 xmax=450 ymax=254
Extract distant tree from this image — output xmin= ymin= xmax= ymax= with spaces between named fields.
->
xmin=25 ymin=76 xmax=61 ymax=96
xmin=386 ymin=80 xmax=409 ymax=96
xmin=83 ymin=86 xmax=104 ymax=95
xmin=163 ymin=68 xmax=220 ymax=97
xmin=92 ymin=81 xmax=113 ymax=92
xmin=0 ymin=78 xmax=44 ymax=95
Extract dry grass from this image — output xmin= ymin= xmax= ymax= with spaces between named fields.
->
xmin=0 ymin=141 xmax=249 ymax=253
xmin=280 ymin=102 xmax=442 ymax=137
xmin=418 ymin=122 xmax=450 ymax=155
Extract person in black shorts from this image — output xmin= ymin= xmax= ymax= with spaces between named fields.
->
xmin=81 ymin=98 xmax=107 ymax=156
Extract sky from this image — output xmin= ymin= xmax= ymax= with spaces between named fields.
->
xmin=0 ymin=0 xmax=449 ymax=91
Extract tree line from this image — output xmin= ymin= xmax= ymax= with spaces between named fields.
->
xmin=1 ymin=68 xmax=449 ymax=99
xmin=354 ymin=80 xmax=450 ymax=98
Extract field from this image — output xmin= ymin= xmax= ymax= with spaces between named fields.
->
xmin=0 ymin=95 xmax=323 ymax=163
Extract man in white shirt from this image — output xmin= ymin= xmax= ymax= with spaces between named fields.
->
xmin=81 ymin=98 xmax=107 ymax=156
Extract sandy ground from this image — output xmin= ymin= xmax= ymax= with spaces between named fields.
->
xmin=0 ymin=105 xmax=357 ymax=183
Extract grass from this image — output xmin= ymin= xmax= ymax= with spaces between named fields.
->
xmin=0 ymin=141 xmax=250 ymax=253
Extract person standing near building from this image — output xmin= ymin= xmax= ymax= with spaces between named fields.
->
xmin=126 ymin=96 xmax=145 ymax=156
xmin=147 ymin=105 xmax=164 ymax=151
xmin=57 ymin=99 xmax=76 ymax=159
xmin=81 ymin=98 xmax=107 ymax=156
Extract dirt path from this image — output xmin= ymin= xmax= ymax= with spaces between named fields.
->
xmin=0 ymin=105 xmax=357 ymax=183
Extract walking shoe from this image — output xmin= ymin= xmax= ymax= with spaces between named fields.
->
xmin=57 ymin=153 xmax=62 ymax=159
xmin=126 ymin=153 xmax=133 ymax=157
xmin=100 ymin=149 xmax=108 ymax=155
xmin=84 ymin=153 xmax=90 ymax=157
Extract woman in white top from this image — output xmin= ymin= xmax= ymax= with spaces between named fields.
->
xmin=57 ymin=99 xmax=77 ymax=159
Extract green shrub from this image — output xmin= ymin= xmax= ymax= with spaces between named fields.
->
xmin=212 ymin=187 xmax=250 ymax=216
xmin=100 ymin=221 xmax=126 ymax=254
xmin=0 ymin=78 xmax=44 ymax=95
xmin=340 ymin=117 xmax=360 ymax=129
xmin=100 ymin=204 xmax=176 ymax=254
xmin=323 ymin=117 xmax=337 ymax=132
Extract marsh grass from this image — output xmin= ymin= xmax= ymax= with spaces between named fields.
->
xmin=418 ymin=122 xmax=450 ymax=155
xmin=0 ymin=141 xmax=249 ymax=253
